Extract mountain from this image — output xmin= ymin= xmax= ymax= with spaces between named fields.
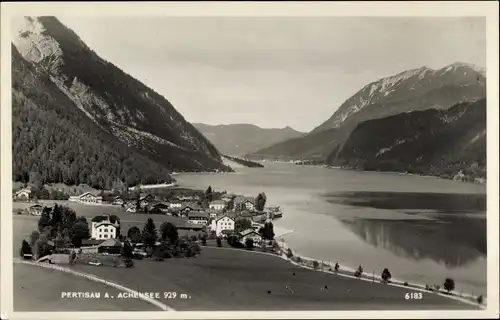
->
xmin=12 ymin=16 xmax=232 ymax=189
xmin=329 ymin=99 xmax=486 ymax=183
xmin=192 ymin=123 xmax=305 ymax=156
xmin=249 ymin=63 xmax=486 ymax=161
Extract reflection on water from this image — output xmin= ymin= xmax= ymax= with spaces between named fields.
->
xmin=324 ymin=191 xmax=486 ymax=269
xmin=324 ymin=191 xmax=487 ymax=213
xmin=340 ymin=217 xmax=486 ymax=269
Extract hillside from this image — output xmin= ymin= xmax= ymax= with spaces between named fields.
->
xmin=221 ymin=155 xmax=264 ymax=168
xmin=193 ymin=123 xmax=305 ymax=156
xmin=249 ymin=63 xmax=486 ymax=161
xmin=329 ymin=99 xmax=486 ymax=183
xmin=12 ymin=16 xmax=232 ymax=189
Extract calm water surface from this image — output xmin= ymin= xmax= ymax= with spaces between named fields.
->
xmin=175 ymin=162 xmax=487 ymax=295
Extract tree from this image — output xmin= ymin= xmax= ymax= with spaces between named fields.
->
xmin=201 ymin=234 xmax=207 ymax=246
xmin=142 ymin=218 xmax=157 ymax=247
xmin=205 ymin=186 xmax=213 ymax=202
xmin=160 ymin=222 xmax=178 ymax=244
xmin=121 ymin=240 xmax=134 ymax=259
xmin=334 ymin=263 xmax=339 ymax=273
xmin=29 ymin=230 xmax=40 ymax=247
xmin=355 ymin=265 xmax=363 ymax=278
xmin=226 ymin=199 xmax=234 ymax=211
xmin=286 ymin=248 xmax=293 ymax=258
xmin=245 ymin=238 xmax=254 ymax=249
xmin=216 ymin=237 xmax=222 ymax=247
xmin=313 ymin=260 xmax=319 ymax=269
xmin=381 ymin=268 xmax=392 ymax=283
xmin=235 ymin=218 xmax=252 ymax=231
xmin=38 ymin=211 xmax=51 ymax=233
xmin=20 ymin=240 xmax=32 ymax=257
xmin=254 ymin=192 xmax=267 ymax=211
xmin=154 ymin=241 xmax=171 ymax=260
xmin=70 ymin=220 xmax=90 ymax=247
xmin=127 ymin=226 xmax=142 ymax=243
xmin=443 ymin=278 xmax=455 ymax=294
xmin=33 ymin=234 xmax=51 ymax=259
xmin=259 ymin=222 xmax=275 ymax=241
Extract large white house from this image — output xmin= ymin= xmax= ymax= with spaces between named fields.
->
xmin=91 ymin=217 xmax=119 ymax=240
xmin=69 ymin=192 xmax=103 ymax=205
xmin=209 ymin=200 xmax=226 ymax=211
xmin=211 ymin=214 xmax=235 ymax=237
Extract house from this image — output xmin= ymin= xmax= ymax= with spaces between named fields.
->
xmin=14 ymin=188 xmax=31 ymax=201
xmin=208 ymin=211 xmax=218 ymax=219
xmin=211 ymin=214 xmax=235 ymax=237
xmin=187 ymin=211 xmax=209 ymax=225
xmin=126 ymin=206 xmax=137 ymax=213
xmin=91 ymin=216 xmax=120 ymax=240
xmin=69 ymin=192 xmax=103 ymax=205
xmin=112 ymin=196 xmax=124 ymax=206
xmin=234 ymin=196 xmax=255 ymax=211
xmin=149 ymin=202 xmax=170 ymax=214
xmin=97 ymin=238 xmax=123 ymax=254
xmin=169 ymin=200 xmax=182 ymax=209
xmin=238 ymin=229 xmax=263 ymax=245
xmin=81 ymin=239 xmax=105 ymax=247
xmin=209 ymin=200 xmax=226 ymax=211
xmin=29 ymin=204 xmax=44 ymax=216
xmin=179 ymin=202 xmax=202 ymax=217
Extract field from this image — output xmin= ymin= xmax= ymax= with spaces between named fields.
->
xmin=14 ymin=263 xmax=156 ymax=311
xmin=12 ymin=215 xmax=476 ymax=311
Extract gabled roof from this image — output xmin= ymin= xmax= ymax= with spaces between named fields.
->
xmin=29 ymin=204 xmax=43 ymax=209
xmin=239 ymin=229 xmax=262 ymax=238
xmin=95 ymin=221 xmax=119 ymax=228
xmin=188 ymin=211 xmax=209 ymax=219
xmin=15 ymin=188 xmax=31 ymax=194
xmin=98 ymin=238 xmax=122 ymax=247
xmin=210 ymin=200 xmax=226 ymax=205
xmin=216 ymin=213 xmax=236 ymax=222
xmin=234 ymin=196 xmax=255 ymax=205
xmin=180 ymin=202 xmax=202 ymax=211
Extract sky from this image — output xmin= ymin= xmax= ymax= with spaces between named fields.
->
xmin=57 ymin=16 xmax=486 ymax=132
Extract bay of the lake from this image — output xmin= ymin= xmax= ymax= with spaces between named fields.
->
xmin=175 ymin=162 xmax=487 ymax=296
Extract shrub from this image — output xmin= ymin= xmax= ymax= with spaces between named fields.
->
xmin=334 ymin=263 xmax=339 ymax=273
xmin=133 ymin=253 xmax=143 ymax=260
xmin=403 ymin=282 xmax=409 ymax=286
xmin=313 ymin=260 xmax=319 ymax=269
xmin=286 ymin=248 xmax=293 ymax=258
xmin=477 ymin=295 xmax=484 ymax=304
xmin=20 ymin=240 xmax=32 ymax=257
xmin=216 ymin=237 xmax=222 ymax=247
xmin=443 ymin=278 xmax=455 ymax=293
xmin=190 ymin=235 xmax=197 ymax=242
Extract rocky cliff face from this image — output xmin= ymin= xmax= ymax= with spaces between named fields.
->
xmin=312 ymin=63 xmax=486 ymax=133
xmin=12 ymin=16 xmax=231 ymax=176
xmin=329 ymin=99 xmax=486 ymax=183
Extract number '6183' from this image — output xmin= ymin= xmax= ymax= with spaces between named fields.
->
xmin=405 ymin=292 xmax=423 ymax=300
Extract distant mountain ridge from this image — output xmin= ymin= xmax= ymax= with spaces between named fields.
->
xmin=249 ymin=62 xmax=486 ymax=162
xmin=330 ymin=99 xmax=486 ymax=183
xmin=193 ymin=123 xmax=305 ymax=156
xmin=11 ymin=16 xmax=232 ymax=189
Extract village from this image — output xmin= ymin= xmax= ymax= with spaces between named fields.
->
xmin=14 ymin=185 xmax=284 ymax=265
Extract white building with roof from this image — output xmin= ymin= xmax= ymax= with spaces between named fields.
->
xmin=91 ymin=216 xmax=120 ymax=240
xmin=211 ymin=214 xmax=235 ymax=237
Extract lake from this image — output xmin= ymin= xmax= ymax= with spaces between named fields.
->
xmin=174 ymin=162 xmax=487 ymax=296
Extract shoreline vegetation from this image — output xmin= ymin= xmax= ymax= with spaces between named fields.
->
xmin=251 ymin=159 xmax=486 ymax=185
xmin=222 ymin=155 xmax=264 ymax=168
